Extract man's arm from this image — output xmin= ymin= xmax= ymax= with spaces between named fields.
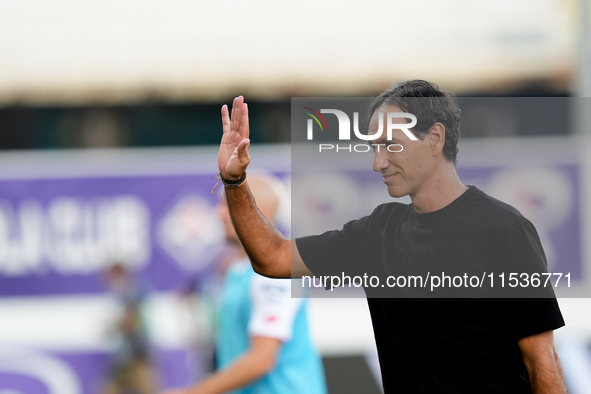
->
xmin=518 ymin=330 xmax=566 ymax=394
xmin=217 ymin=96 xmax=312 ymax=278
xmin=163 ymin=336 xmax=281 ymax=394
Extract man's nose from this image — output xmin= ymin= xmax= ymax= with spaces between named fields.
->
xmin=373 ymin=150 xmax=388 ymax=172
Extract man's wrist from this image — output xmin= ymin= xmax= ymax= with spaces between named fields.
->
xmin=212 ymin=172 xmax=247 ymax=194
xmin=220 ymin=172 xmax=242 ymax=181
xmin=220 ymin=172 xmax=247 ymax=186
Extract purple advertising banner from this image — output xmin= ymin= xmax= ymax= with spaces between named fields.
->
xmin=0 ymin=169 xmax=291 ymax=296
xmin=0 ymin=174 xmax=223 ymax=295
xmin=0 ymin=173 xmax=283 ymax=296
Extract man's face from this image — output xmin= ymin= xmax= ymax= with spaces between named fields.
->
xmin=369 ymin=105 xmax=436 ymax=198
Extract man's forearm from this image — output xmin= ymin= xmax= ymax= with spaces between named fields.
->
xmin=217 ymin=97 xmax=309 ymax=278
xmin=225 ymin=182 xmax=290 ymax=278
xmin=527 ymin=349 xmax=567 ymax=394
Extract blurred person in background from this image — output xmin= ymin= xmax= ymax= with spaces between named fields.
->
xmin=216 ymin=82 xmax=566 ymax=393
xmin=104 ymin=263 xmax=155 ymax=394
xmin=162 ymin=174 xmax=327 ymax=394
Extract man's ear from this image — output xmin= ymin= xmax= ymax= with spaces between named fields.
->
xmin=428 ymin=123 xmax=445 ymax=155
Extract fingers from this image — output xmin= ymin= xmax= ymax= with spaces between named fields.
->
xmin=239 ymin=102 xmax=249 ymax=138
xmin=226 ymin=96 xmax=247 ymax=135
xmin=229 ymin=96 xmax=245 ymax=132
xmin=230 ymin=97 xmax=237 ymax=132
xmin=232 ymin=96 xmax=244 ymax=131
xmin=221 ymin=104 xmax=230 ymax=134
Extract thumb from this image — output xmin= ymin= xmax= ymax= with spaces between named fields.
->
xmin=237 ymin=139 xmax=250 ymax=161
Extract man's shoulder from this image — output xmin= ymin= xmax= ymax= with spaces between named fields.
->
xmin=468 ymin=187 xmax=531 ymax=231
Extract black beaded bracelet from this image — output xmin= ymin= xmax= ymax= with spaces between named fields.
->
xmin=211 ymin=172 xmax=247 ymax=194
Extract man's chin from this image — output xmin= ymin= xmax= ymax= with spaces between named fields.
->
xmin=386 ymin=186 xmax=408 ymax=198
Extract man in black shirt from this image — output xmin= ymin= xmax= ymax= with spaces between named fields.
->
xmin=215 ymin=80 xmax=566 ymax=393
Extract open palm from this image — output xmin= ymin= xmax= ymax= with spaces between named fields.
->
xmin=218 ymin=96 xmax=251 ymax=179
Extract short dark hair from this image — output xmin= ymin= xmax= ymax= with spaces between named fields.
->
xmin=368 ymin=80 xmax=461 ymax=165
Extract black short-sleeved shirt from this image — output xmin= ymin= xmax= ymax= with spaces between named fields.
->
xmin=296 ymin=186 xmax=565 ymax=393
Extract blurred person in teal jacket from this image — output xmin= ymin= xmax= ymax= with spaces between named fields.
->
xmin=163 ymin=174 xmax=326 ymax=394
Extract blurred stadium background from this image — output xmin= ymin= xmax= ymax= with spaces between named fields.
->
xmin=1 ymin=0 xmax=591 ymax=393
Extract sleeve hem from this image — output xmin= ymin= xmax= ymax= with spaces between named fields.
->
xmin=511 ymin=314 xmax=566 ymax=340
xmin=295 ymin=236 xmax=324 ymax=277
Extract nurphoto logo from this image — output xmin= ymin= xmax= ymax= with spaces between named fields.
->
xmin=303 ymin=107 xmax=417 ymax=153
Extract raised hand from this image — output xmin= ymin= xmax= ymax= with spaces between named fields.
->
xmin=218 ymin=96 xmax=251 ymax=180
